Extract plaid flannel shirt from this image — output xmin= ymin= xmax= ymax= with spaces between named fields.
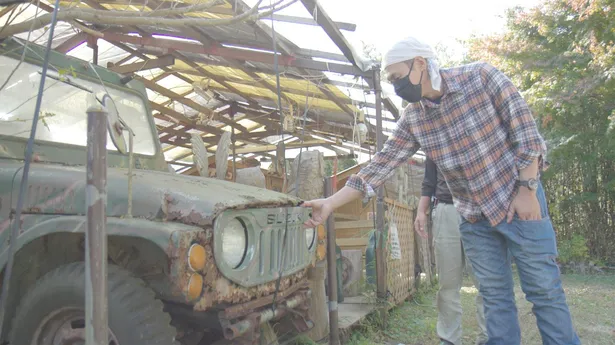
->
xmin=347 ymin=62 xmax=546 ymax=226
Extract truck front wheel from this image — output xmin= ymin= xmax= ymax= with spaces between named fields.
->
xmin=9 ymin=262 xmax=178 ymax=345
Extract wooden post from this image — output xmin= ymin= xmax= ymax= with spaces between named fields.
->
xmin=85 ymin=98 xmax=109 ymax=345
xmin=325 ymin=177 xmax=340 ymax=345
xmin=306 ymin=262 xmax=329 ymax=340
xmin=373 ymin=66 xmax=388 ymax=325
xmin=287 ymin=151 xmax=329 ymax=341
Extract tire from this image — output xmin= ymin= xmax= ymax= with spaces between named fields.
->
xmin=9 ymin=262 xmax=178 ymax=345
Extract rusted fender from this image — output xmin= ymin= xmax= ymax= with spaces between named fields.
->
xmin=0 ymin=215 xmax=203 ymax=269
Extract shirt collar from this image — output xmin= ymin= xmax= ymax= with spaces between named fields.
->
xmin=421 ymin=70 xmax=462 ymax=108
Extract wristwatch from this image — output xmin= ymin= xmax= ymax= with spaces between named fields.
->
xmin=517 ymin=178 xmax=539 ymax=191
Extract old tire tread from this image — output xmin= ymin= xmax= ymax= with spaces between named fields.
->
xmin=9 ymin=262 xmax=178 ymax=345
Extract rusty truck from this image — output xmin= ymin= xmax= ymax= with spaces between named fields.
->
xmin=0 ymin=37 xmax=322 ymax=345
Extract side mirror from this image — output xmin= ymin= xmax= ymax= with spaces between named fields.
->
xmin=101 ymin=94 xmax=127 ymax=154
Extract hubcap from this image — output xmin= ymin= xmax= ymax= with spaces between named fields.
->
xmin=32 ymin=308 xmax=119 ymax=345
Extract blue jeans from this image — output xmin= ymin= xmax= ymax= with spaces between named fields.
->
xmin=459 ymin=183 xmax=580 ymax=345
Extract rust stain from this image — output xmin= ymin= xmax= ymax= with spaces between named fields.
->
xmin=24 ymin=181 xmax=82 ymax=214
xmin=194 ymin=267 xmax=308 ymax=311
xmin=164 ymin=224 xmax=311 ymax=311
xmin=220 ymin=281 xmax=309 ymax=320
xmin=167 ymin=228 xmax=214 ymax=301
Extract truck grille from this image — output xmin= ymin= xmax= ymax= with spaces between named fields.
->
xmin=262 ymin=225 xmax=308 ymax=276
xmin=214 ymin=206 xmax=313 ymax=288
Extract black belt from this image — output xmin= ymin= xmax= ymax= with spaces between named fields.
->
xmin=434 ymin=198 xmax=454 ymax=206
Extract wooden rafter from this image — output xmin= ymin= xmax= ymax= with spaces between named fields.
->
xmin=137 ymin=75 xmax=249 ymax=132
xmin=55 ymin=32 xmax=87 ymax=53
xmin=21 ymin=0 xmax=395 ymax=162
xmin=108 ymin=54 xmax=175 ymax=74
xmin=150 ymin=102 xmax=224 ymax=136
xmin=171 ymin=52 xmax=260 ymax=105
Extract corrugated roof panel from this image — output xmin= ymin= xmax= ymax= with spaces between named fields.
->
xmin=237 ymin=118 xmax=259 ymax=129
xmin=147 ymin=90 xmax=170 ymax=104
xmin=201 ymin=64 xmax=253 ymax=81
xmin=156 ymin=74 xmax=192 ymax=94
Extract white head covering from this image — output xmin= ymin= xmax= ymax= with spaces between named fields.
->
xmin=383 ymin=36 xmax=442 ymax=92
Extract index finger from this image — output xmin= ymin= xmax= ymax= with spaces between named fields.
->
xmin=304 ymin=218 xmax=320 ymax=228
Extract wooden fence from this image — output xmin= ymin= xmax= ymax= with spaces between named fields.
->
xmin=385 ymin=198 xmax=417 ymax=305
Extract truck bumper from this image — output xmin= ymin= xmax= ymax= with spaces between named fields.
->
xmin=217 ymin=281 xmax=313 ymax=344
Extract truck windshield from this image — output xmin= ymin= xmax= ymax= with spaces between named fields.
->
xmin=0 ymin=56 xmax=157 ymax=155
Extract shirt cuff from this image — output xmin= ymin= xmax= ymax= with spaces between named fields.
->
xmin=516 ymin=149 xmax=544 ymax=171
xmin=346 ymin=174 xmax=376 ymax=202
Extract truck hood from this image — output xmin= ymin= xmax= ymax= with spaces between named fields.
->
xmin=13 ymin=163 xmax=300 ymax=226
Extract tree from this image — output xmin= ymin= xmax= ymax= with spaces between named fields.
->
xmin=467 ymin=0 xmax=615 ymax=262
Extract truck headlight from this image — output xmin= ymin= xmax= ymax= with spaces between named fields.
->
xmin=222 ymin=218 xmax=248 ymax=269
xmin=305 ymin=227 xmax=315 ymax=250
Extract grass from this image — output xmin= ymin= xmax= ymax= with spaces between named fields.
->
xmin=340 ymin=273 xmax=615 ymax=345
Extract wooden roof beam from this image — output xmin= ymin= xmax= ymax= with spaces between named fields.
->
xmin=235 ymin=105 xmax=282 ymax=131
xmin=156 ymin=50 xmax=371 ymax=88
xmin=150 ymin=102 xmax=225 ymax=136
xmin=0 ymin=5 xmax=16 ymax=19
xmin=364 ymin=77 xmax=400 ymax=120
xmin=108 ymin=54 xmax=175 ymax=74
xmin=209 ymin=3 xmax=356 ymax=31
xmin=137 ymin=75 xmax=249 ymax=133
xmin=300 ymin=0 xmax=366 ymax=70
xmin=99 ymin=32 xmax=368 ymax=77
xmin=82 ymin=0 xmax=357 ymax=31
xmin=158 ymin=124 xmax=184 ymax=141
xmin=160 ymin=127 xmax=275 ymax=146
xmin=170 ymin=68 xmax=374 ymax=107
xmin=234 ymin=140 xmax=328 ymax=155
xmin=323 ymin=144 xmax=350 ymax=156
xmin=296 ymin=67 xmax=354 ymax=120
xmin=171 ymin=53 xmax=260 ymax=106
xmin=101 ymin=26 xmax=345 ymax=62
xmin=55 ymin=32 xmax=88 ymax=53
xmin=231 ymin=0 xmax=296 ymax=56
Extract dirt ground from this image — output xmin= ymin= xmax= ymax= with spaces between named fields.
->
xmin=344 ymin=273 xmax=615 ymax=345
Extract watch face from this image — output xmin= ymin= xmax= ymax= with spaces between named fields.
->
xmin=528 ymin=179 xmax=539 ymax=190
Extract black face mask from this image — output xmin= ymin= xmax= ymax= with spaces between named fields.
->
xmin=393 ymin=61 xmax=423 ymax=103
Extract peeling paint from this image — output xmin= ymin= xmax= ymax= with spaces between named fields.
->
xmin=85 ymin=185 xmax=101 ymax=207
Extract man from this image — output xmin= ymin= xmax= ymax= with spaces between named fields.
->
xmin=303 ymin=37 xmax=580 ymax=345
xmin=417 ymin=157 xmax=487 ymax=345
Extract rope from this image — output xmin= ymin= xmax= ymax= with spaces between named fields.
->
xmin=0 ymin=0 xmax=62 ymax=335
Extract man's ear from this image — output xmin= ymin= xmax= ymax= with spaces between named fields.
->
xmin=413 ymin=57 xmax=427 ymax=72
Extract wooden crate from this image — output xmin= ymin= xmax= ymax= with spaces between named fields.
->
xmin=264 ymin=171 xmax=285 ymax=193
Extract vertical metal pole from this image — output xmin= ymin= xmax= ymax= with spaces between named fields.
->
xmin=373 ymin=67 xmax=388 ymax=325
xmin=126 ymin=128 xmax=134 ymax=218
xmin=230 ymin=103 xmax=237 ymax=182
xmin=88 ymin=36 xmax=98 ymax=65
xmin=86 ymin=97 xmax=108 ymax=345
xmin=92 ymin=44 xmax=98 ymax=65
xmin=324 ymin=177 xmax=340 ymax=345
